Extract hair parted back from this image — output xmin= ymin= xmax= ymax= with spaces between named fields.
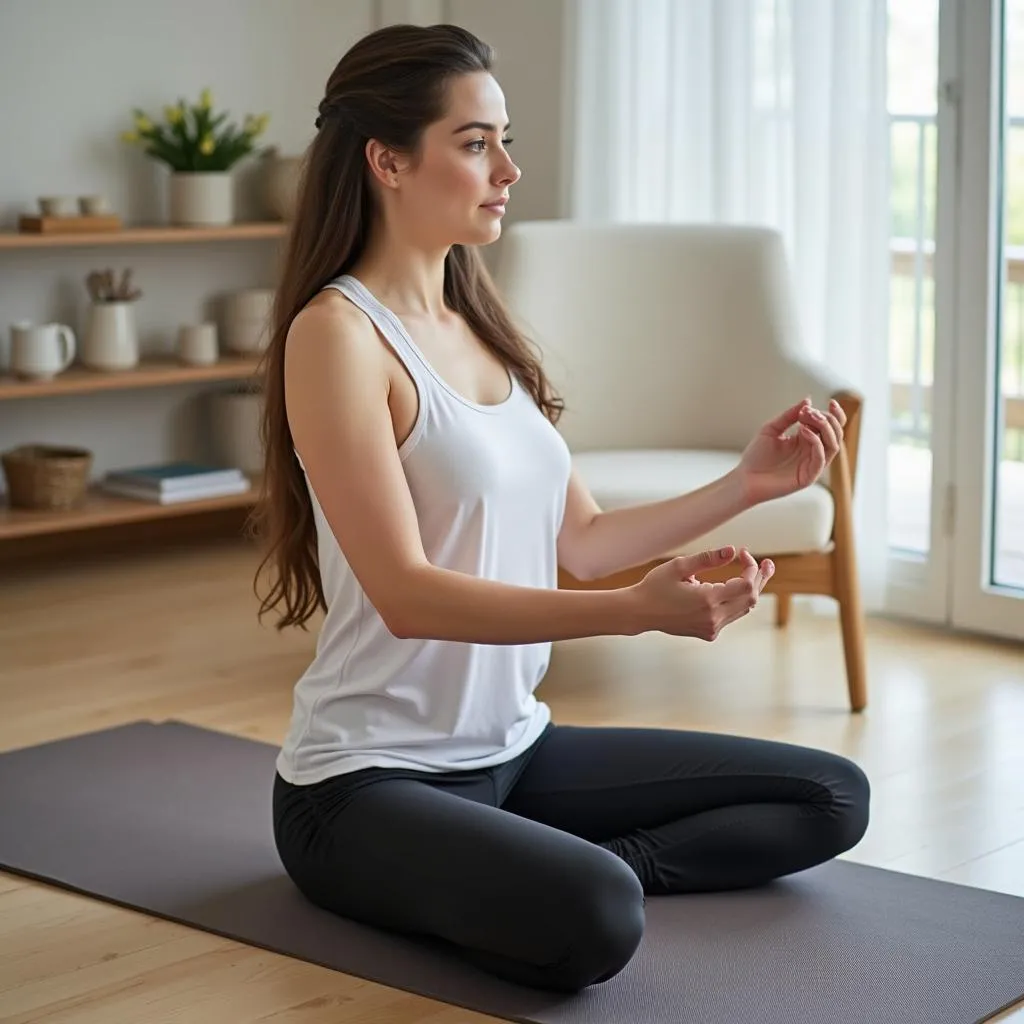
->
xmin=249 ymin=22 xmax=564 ymax=631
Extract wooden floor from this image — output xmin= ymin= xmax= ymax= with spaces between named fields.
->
xmin=1 ymin=538 xmax=1022 ymax=1023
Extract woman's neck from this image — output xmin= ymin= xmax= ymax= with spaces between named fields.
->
xmin=350 ymin=223 xmax=450 ymax=318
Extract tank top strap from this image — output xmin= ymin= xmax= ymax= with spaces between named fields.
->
xmin=321 ymin=274 xmax=429 ymax=389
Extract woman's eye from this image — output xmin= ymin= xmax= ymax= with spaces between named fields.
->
xmin=466 ymin=137 xmax=515 ymax=152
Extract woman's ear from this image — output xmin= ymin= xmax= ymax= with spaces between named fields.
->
xmin=365 ymin=139 xmax=405 ymax=190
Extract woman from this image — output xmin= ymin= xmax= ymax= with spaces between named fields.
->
xmin=252 ymin=22 xmax=870 ymax=994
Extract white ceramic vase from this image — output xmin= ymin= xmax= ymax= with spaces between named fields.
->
xmin=169 ymin=171 xmax=234 ymax=227
xmin=82 ymin=301 xmax=139 ymax=370
xmin=210 ymin=388 xmax=264 ymax=475
xmin=262 ymin=148 xmax=302 ymax=220
xmin=222 ymin=289 xmax=275 ymax=354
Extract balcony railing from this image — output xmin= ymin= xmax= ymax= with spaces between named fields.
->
xmin=889 ymin=112 xmax=1024 ymax=460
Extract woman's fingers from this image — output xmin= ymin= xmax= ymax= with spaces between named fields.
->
xmin=825 ymin=399 xmax=845 ymax=449
xmin=714 ymin=551 xmax=774 ymax=608
xmin=726 ymin=557 xmax=774 ymax=626
xmin=748 ymin=557 xmax=774 ymax=597
xmin=800 ymin=404 xmax=840 ymax=460
xmin=799 ymin=424 xmax=828 ymax=478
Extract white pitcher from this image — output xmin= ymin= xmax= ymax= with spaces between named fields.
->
xmin=9 ymin=321 xmax=76 ymax=379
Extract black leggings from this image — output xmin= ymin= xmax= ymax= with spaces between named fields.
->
xmin=273 ymin=723 xmax=870 ymax=993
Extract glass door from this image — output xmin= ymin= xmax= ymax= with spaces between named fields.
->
xmin=949 ymin=0 xmax=1024 ymax=639
xmin=884 ymin=0 xmax=1024 ymax=641
xmin=884 ymin=0 xmax=957 ymax=624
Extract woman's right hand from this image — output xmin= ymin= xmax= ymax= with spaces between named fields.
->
xmin=632 ymin=546 xmax=775 ymax=640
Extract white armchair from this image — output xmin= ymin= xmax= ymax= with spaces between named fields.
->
xmin=494 ymin=221 xmax=867 ymax=711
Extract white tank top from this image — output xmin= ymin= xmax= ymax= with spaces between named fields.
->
xmin=275 ymin=274 xmax=572 ymax=784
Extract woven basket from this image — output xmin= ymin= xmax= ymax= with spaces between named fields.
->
xmin=1 ymin=445 xmax=93 ymax=510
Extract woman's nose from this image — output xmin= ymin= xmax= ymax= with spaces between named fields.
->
xmin=496 ymin=157 xmax=521 ymax=187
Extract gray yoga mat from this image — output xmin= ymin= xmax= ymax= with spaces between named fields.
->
xmin=0 ymin=721 xmax=1022 ymax=1024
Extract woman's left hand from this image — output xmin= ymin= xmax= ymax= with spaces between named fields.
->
xmin=734 ymin=397 xmax=846 ymax=505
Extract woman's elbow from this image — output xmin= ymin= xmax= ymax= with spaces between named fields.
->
xmin=372 ymin=593 xmax=418 ymax=639
xmin=384 ymin=610 xmax=419 ymax=639
xmin=558 ymin=548 xmax=598 ymax=584
xmin=369 ymin=569 xmax=432 ymax=639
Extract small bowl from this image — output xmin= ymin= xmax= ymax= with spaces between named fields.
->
xmin=38 ymin=196 xmax=77 ymax=217
xmin=78 ymin=195 xmax=111 ymax=216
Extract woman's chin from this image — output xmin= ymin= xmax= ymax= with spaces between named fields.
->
xmin=478 ymin=214 xmax=506 ymax=242
xmin=455 ymin=221 xmax=503 ymax=247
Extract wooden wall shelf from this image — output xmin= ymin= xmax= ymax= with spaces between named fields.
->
xmin=0 ymin=218 xmax=278 ymax=554
xmin=0 ymin=356 xmax=262 ymax=401
xmin=0 ymin=478 xmax=260 ymax=542
xmin=0 ymin=222 xmax=288 ymax=249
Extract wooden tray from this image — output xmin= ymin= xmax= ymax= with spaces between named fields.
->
xmin=18 ymin=214 xmax=123 ymax=234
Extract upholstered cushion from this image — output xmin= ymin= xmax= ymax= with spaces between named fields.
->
xmin=572 ymin=449 xmax=834 ymax=557
xmin=496 ymin=222 xmax=855 ymax=456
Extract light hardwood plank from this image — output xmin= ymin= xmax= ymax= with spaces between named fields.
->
xmin=0 ymin=355 xmax=260 ymax=401
xmin=0 ymin=222 xmax=286 ymax=249
xmin=0 ymin=478 xmax=260 ymax=541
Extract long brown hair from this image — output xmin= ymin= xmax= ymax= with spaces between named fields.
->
xmin=249 ymin=22 xmax=564 ymax=631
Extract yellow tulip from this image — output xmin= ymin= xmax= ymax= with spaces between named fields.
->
xmin=164 ymin=105 xmax=183 ymax=125
xmin=134 ymin=114 xmax=153 ymax=133
xmin=244 ymin=113 xmax=269 ymax=137
xmin=120 ymin=130 xmax=139 ymax=144
xmin=200 ymin=88 xmax=213 ymax=110
xmin=199 ymin=135 xmax=215 ymax=156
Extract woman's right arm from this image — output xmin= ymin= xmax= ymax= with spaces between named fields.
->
xmin=284 ymin=300 xmax=769 ymax=644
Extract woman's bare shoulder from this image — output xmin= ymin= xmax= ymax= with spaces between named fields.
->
xmin=286 ymin=286 xmax=382 ymax=369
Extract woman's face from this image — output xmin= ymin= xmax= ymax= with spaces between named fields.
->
xmin=377 ymin=71 xmax=521 ymax=248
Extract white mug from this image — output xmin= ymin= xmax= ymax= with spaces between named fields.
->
xmin=9 ymin=321 xmax=76 ymax=379
xmin=177 ymin=322 xmax=219 ymax=366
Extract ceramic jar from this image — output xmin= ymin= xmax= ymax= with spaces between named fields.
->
xmin=221 ymin=289 xmax=274 ymax=355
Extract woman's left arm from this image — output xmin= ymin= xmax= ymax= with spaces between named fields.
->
xmin=556 ymin=468 xmax=751 ymax=581
xmin=557 ymin=397 xmax=845 ymax=582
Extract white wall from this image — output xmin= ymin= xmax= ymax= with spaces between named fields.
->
xmin=0 ymin=0 xmax=567 ymax=482
xmin=374 ymin=0 xmax=568 ymax=230
xmin=445 ymin=0 xmax=568 ymax=227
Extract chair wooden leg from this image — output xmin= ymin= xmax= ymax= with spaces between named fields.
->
xmin=834 ymin=564 xmax=867 ymax=712
xmin=831 ymin=441 xmax=868 ymax=712
xmin=775 ymin=593 xmax=791 ymax=628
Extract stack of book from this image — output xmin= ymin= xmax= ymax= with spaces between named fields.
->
xmin=101 ymin=462 xmax=252 ymax=504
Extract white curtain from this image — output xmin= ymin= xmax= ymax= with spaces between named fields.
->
xmin=566 ymin=0 xmax=892 ymax=610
